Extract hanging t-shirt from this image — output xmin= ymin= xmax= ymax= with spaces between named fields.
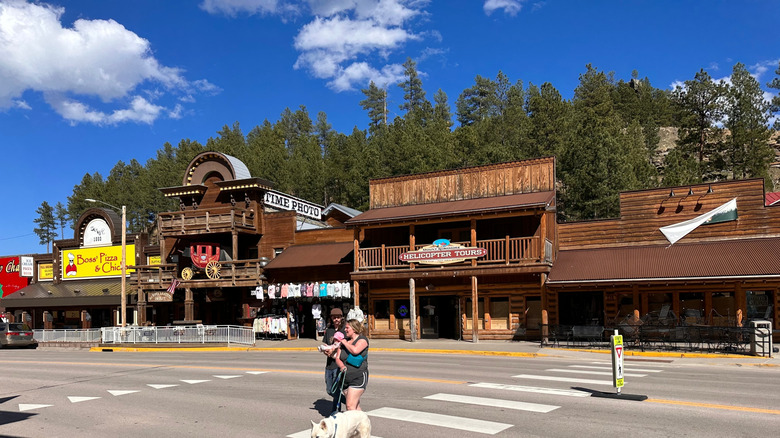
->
xmin=312 ymin=304 xmax=322 ymax=319
xmin=319 ymin=283 xmax=328 ymax=297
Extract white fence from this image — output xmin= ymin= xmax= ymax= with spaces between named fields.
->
xmin=101 ymin=325 xmax=255 ymax=346
xmin=33 ymin=329 xmax=102 ymax=343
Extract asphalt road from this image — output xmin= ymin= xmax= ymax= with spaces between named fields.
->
xmin=1 ymin=348 xmax=779 ymax=437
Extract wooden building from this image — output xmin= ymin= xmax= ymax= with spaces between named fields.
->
xmin=346 ymin=158 xmax=557 ymax=341
xmin=132 ymin=152 xmax=356 ymax=338
xmin=547 ymin=179 xmax=780 ymax=330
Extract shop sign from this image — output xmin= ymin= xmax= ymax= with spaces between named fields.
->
xmin=20 ymin=256 xmax=33 ymax=277
xmin=0 ymin=257 xmax=29 ymax=297
xmin=264 ymin=190 xmax=323 ymax=220
xmin=148 ymin=291 xmax=173 ymax=302
xmin=148 ymin=255 xmax=161 ymax=265
xmin=61 ymin=245 xmax=136 ymax=280
xmin=83 ymin=218 xmax=112 ymax=247
xmin=37 ymin=263 xmax=53 ymax=281
xmin=398 ymin=239 xmax=487 ymax=265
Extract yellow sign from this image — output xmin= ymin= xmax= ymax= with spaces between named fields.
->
xmin=611 ymin=334 xmax=624 ymax=389
xmin=37 ymin=263 xmax=53 ymax=281
xmin=148 ymin=255 xmax=161 ymax=265
xmin=61 ymin=245 xmax=135 ymax=280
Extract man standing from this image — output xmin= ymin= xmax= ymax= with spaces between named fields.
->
xmin=323 ymin=307 xmax=345 ymax=413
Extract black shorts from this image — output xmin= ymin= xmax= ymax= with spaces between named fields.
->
xmin=345 ymin=370 xmax=368 ymax=390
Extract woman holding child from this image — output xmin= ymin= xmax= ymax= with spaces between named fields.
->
xmin=333 ymin=317 xmax=369 ymax=411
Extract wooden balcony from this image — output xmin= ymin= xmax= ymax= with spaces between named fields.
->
xmin=357 ymin=236 xmax=552 ymax=271
xmin=158 ymin=207 xmax=258 ymax=237
xmin=132 ymin=259 xmax=264 ymax=290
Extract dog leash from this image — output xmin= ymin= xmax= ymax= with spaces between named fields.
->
xmin=331 ymin=368 xmax=347 ymax=413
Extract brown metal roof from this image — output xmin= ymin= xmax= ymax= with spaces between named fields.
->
xmin=263 ymin=242 xmax=354 ymax=270
xmin=345 ymin=191 xmax=555 ymax=226
xmin=547 ymin=237 xmax=780 ymax=285
xmin=1 ymin=280 xmax=125 ymax=307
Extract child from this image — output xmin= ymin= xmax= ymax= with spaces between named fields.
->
xmin=317 ymin=330 xmax=344 ymax=353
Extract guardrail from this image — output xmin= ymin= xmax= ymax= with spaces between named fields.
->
xmin=33 ymin=329 xmax=102 ymax=343
xmin=101 ymin=325 xmax=255 ymax=346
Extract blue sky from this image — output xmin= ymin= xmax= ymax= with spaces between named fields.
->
xmin=1 ymin=0 xmax=779 ymax=256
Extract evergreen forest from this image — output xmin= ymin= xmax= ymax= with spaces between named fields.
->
xmin=32 ymin=60 xmax=780 ymax=248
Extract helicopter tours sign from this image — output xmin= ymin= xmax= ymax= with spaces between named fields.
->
xmin=61 ymin=245 xmax=136 ymax=280
xmin=399 ymin=239 xmax=487 ymax=265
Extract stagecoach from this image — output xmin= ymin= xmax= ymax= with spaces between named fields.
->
xmin=181 ymin=242 xmax=224 ymax=280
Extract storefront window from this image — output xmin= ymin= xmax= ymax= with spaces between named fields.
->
xmin=373 ymin=300 xmax=390 ymax=330
xmin=395 ymin=299 xmax=411 ymax=332
xmin=711 ymin=292 xmax=734 ymax=325
xmin=465 ymin=298 xmax=485 ymax=330
xmin=526 ymin=297 xmax=542 ymax=330
xmin=747 ymin=290 xmax=773 ymax=320
xmin=490 ymin=297 xmax=509 ymax=330
xmin=680 ymin=292 xmax=704 ymax=324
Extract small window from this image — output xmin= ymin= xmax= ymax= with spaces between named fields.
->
xmin=490 ymin=297 xmax=510 ymax=330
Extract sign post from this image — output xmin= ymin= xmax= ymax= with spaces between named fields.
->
xmin=611 ymin=329 xmax=624 ymax=395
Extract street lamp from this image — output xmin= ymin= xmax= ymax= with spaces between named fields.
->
xmin=86 ymin=198 xmax=127 ymax=327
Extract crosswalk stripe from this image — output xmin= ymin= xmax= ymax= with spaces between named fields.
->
xmin=366 ymin=407 xmax=513 ymax=435
xmin=590 ymin=361 xmax=666 ymax=368
xmin=181 ymin=380 xmax=211 ymax=384
xmin=246 ymin=371 xmax=268 ymax=375
xmin=548 ymin=368 xmax=647 ymax=377
xmin=213 ymin=375 xmax=242 ymax=379
xmin=108 ymin=390 xmax=139 ymax=396
xmin=18 ymin=404 xmax=52 ymax=412
xmin=571 ymin=365 xmax=662 ymax=373
xmin=470 ymin=382 xmax=590 ymax=397
xmin=68 ymin=396 xmax=101 ymax=403
xmin=147 ymin=384 xmax=179 ymax=389
xmin=425 ymin=393 xmax=559 ymax=413
xmin=513 ymin=374 xmax=613 ymax=386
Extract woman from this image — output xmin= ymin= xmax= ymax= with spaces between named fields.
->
xmin=334 ymin=318 xmax=369 ymax=411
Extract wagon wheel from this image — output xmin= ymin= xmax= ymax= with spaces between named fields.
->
xmin=205 ymin=261 xmax=221 ymax=279
xmin=181 ymin=267 xmax=193 ymax=280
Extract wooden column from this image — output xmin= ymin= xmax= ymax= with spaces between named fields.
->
xmin=471 ymin=219 xmax=477 ymax=267
xmin=539 ymin=211 xmax=547 ymax=262
xmin=410 ymin=225 xmax=416 ymax=270
xmin=353 ymin=280 xmax=360 ymax=309
xmin=409 ymin=278 xmax=417 ymax=342
xmin=137 ymin=289 xmax=147 ymax=326
xmin=232 ymin=231 xmax=239 ymax=261
xmin=185 ymin=287 xmax=194 ymax=322
xmin=471 ymin=275 xmax=479 ymax=343
xmin=735 ymin=285 xmax=746 ymax=326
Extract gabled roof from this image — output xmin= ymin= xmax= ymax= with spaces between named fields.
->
xmin=345 ymin=191 xmax=555 ymax=226
xmin=766 ymin=192 xmax=780 ymax=206
xmin=547 ymin=237 xmax=780 ymax=285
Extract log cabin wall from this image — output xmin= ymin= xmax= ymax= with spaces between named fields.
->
xmin=559 ymin=179 xmax=780 ymax=250
xmin=293 ymin=227 xmax=354 ymax=245
xmin=369 ymin=157 xmax=556 ymax=208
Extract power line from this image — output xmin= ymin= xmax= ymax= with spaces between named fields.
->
xmin=0 ymin=232 xmax=36 ymax=241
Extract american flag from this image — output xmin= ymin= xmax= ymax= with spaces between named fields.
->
xmin=166 ymin=279 xmax=181 ymax=294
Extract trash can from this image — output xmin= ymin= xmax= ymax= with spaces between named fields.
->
xmin=749 ymin=320 xmax=772 ymax=357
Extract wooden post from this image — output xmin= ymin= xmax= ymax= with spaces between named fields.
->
xmin=471 ymin=276 xmax=478 ymax=343
xmin=185 ymin=287 xmax=194 ymax=322
xmin=409 ymin=278 xmax=417 ymax=342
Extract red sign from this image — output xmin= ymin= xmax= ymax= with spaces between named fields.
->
xmin=399 ymin=246 xmax=488 ymax=265
xmin=0 ymin=257 xmax=30 ymax=298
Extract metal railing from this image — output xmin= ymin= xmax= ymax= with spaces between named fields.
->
xmin=101 ymin=325 xmax=255 ymax=346
xmin=539 ymin=324 xmax=774 ymax=356
xmin=33 ymin=329 xmax=102 ymax=343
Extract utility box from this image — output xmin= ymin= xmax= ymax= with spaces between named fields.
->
xmin=749 ymin=320 xmax=772 ymax=357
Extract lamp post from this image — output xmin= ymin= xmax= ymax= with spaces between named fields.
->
xmin=86 ymin=199 xmax=127 ymax=327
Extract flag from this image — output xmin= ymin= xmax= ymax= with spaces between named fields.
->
xmin=166 ymin=279 xmax=180 ymax=294
xmin=660 ymin=198 xmax=738 ymax=246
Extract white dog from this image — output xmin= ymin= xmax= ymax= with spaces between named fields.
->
xmin=310 ymin=411 xmax=371 ymax=438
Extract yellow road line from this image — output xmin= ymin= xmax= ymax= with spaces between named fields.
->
xmin=0 ymin=360 xmax=465 ymax=384
xmin=646 ymin=398 xmax=780 ymax=415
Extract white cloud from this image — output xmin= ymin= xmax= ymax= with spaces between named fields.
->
xmin=484 ymin=0 xmax=523 ymax=16
xmin=0 ymin=1 xmax=215 ymax=124
xmin=199 ymin=0 xmax=285 ymax=16
xmin=203 ymin=0 xmax=430 ymax=91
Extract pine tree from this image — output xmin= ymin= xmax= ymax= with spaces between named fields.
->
xmin=33 ymin=201 xmax=58 ymax=252
xmin=767 ymin=61 xmax=780 ymax=130
xmin=724 ymin=63 xmax=773 ymax=184
xmin=54 ymin=202 xmax=69 ymax=239
xmin=360 ymin=81 xmax=388 ymax=136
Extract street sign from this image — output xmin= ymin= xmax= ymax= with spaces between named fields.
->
xmin=611 ymin=332 xmax=624 ymax=391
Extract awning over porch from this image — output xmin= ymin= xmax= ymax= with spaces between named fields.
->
xmin=547 ymin=237 xmax=780 ymax=285
xmin=345 ymin=191 xmax=555 ymax=226
xmin=0 ymin=280 xmax=125 ymax=307
xmin=262 ymin=242 xmax=354 ymax=270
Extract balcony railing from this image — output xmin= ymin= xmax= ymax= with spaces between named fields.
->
xmin=357 ymin=236 xmax=549 ymax=271
xmin=158 ymin=207 xmax=257 ymax=236
xmin=132 ymin=259 xmax=264 ymax=289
